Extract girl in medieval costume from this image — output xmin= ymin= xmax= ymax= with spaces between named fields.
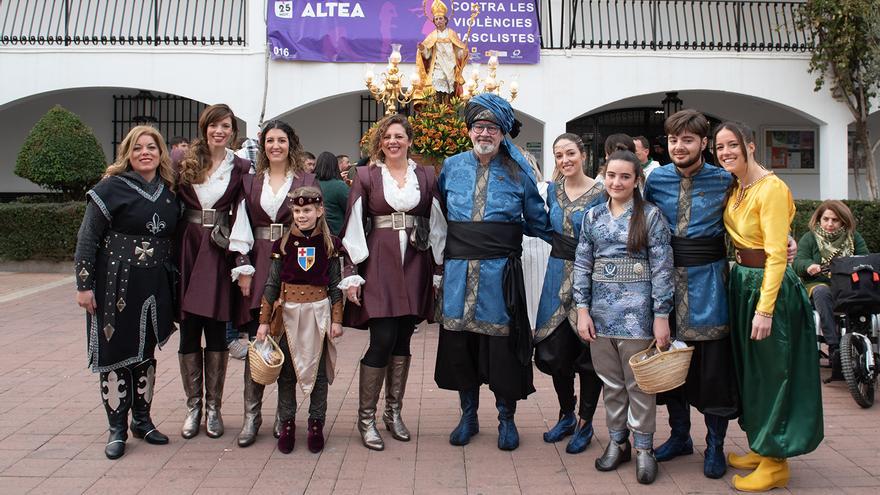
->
xmin=230 ymin=120 xmax=318 ymax=448
xmin=340 ymin=113 xmax=446 ymax=451
xmin=175 ymin=104 xmax=252 ymax=439
xmin=717 ymin=121 xmax=822 ymax=492
xmin=75 ymin=125 xmax=179 ymax=459
xmin=574 ymin=150 xmax=674 ymax=485
xmin=256 ymin=186 xmax=344 ymax=453
xmin=534 ymin=133 xmax=605 ymax=454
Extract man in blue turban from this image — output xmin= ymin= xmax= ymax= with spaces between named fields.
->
xmin=434 ymin=93 xmax=553 ymax=450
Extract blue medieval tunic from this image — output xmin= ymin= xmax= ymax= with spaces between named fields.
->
xmin=439 ymin=151 xmax=553 ymax=336
xmin=644 ymin=163 xmax=732 ymax=341
xmin=572 ymin=200 xmax=674 ymax=339
xmin=534 ymin=179 xmax=604 ymax=343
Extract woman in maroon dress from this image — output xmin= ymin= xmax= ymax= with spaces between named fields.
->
xmin=231 ymin=120 xmax=317 ymax=447
xmin=175 ymin=104 xmax=252 ymax=439
xmin=340 ymin=114 xmax=446 ymax=451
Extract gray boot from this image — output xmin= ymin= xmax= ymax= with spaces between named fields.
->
xmin=358 ymin=363 xmax=386 ymax=451
xmin=382 ymin=355 xmax=411 ymax=442
xmin=204 ymin=350 xmax=229 ymax=438
xmin=237 ymin=358 xmax=264 ymax=447
xmin=636 ymin=448 xmax=659 ymax=484
xmin=179 ymin=351 xmax=203 ymax=439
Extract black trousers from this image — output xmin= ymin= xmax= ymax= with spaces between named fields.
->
xmin=656 ymin=337 xmax=740 ymax=420
xmin=178 ymin=314 xmax=227 ymax=354
xmin=534 ymin=321 xmax=603 ymax=421
xmin=361 ymin=316 xmax=418 ymax=368
xmin=434 ymin=326 xmax=535 ymax=402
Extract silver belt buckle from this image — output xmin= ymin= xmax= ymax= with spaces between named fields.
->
xmin=201 ymin=208 xmax=217 ymax=228
xmin=269 ymin=223 xmax=284 ymax=242
xmin=391 ymin=212 xmax=407 ymax=231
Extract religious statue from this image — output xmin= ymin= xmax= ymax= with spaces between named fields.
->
xmin=416 ymin=0 xmax=468 ymax=99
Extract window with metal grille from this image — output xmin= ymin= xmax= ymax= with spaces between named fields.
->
xmin=113 ymin=91 xmax=206 ymax=158
xmin=359 ymin=94 xmax=413 ymax=142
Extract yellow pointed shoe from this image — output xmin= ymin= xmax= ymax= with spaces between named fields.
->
xmin=728 ymin=450 xmax=762 ymax=470
xmin=732 ymin=457 xmax=790 ymax=492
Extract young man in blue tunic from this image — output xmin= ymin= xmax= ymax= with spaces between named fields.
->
xmin=434 ymin=93 xmax=553 ymax=451
xmin=643 ymin=109 xmax=739 ymax=479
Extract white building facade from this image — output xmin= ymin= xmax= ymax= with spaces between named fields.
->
xmin=1 ymin=0 xmax=876 ymax=199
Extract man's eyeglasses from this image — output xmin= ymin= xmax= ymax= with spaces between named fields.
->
xmin=472 ymin=123 xmax=501 ymax=136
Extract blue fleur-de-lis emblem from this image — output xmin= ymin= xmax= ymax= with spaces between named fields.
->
xmin=297 ymin=246 xmax=316 ymax=271
xmin=146 ymin=213 xmax=166 ymax=235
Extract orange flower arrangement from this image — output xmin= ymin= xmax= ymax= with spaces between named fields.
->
xmin=360 ymin=97 xmax=471 ymax=170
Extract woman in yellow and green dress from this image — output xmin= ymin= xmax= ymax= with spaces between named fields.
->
xmin=715 ymin=121 xmax=822 ymax=492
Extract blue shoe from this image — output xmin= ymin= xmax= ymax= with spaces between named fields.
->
xmin=565 ymin=421 xmax=593 ymax=454
xmin=654 ymin=434 xmax=693 ymax=462
xmin=543 ymin=410 xmax=577 ymax=443
xmin=449 ymin=389 xmax=480 ymax=446
xmin=496 ymin=397 xmax=519 ymax=451
xmin=703 ymin=415 xmax=728 ymax=479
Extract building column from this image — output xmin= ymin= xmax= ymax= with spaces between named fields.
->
xmin=542 ymin=121 xmax=567 ymax=180
xmin=818 ymin=119 xmax=849 ymax=199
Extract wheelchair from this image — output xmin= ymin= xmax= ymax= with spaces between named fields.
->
xmin=816 ymin=254 xmax=880 ymax=408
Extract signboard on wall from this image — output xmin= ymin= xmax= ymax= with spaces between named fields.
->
xmin=266 ymin=1 xmax=540 ymax=64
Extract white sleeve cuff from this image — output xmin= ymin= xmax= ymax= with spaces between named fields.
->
xmin=231 ymin=265 xmax=255 ymax=281
xmin=341 ymin=197 xmax=369 ymax=264
xmin=228 ymin=199 xmax=254 ymax=255
xmin=338 ymin=275 xmax=365 ymax=290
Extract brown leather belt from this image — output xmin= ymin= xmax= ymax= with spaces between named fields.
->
xmin=735 ymin=248 xmax=767 ymax=268
xmin=184 ymin=208 xmax=229 ymax=228
xmin=254 ymin=224 xmax=287 ymax=241
xmin=281 ymin=283 xmax=328 ymax=303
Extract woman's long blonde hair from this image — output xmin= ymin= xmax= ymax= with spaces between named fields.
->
xmin=285 ymin=186 xmax=336 ymax=257
xmin=105 ymin=125 xmax=175 ymax=189
xmin=178 ymin=104 xmax=238 ymax=185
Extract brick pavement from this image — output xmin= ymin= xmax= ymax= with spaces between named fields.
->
xmin=0 ymin=275 xmax=878 ymax=494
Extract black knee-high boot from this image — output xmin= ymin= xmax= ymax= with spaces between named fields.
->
xmin=129 ymin=359 xmax=169 ymax=445
xmin=100 ymin=367 xmax=132 ymax=459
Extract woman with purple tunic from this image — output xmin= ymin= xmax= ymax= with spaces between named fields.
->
xmin=175 ymin=104 xmax=252 ymax=440
xmin=231 ymin=120 xmax=318 ymax=447
xmin=340 ymin=114 xmax=446 ymax=451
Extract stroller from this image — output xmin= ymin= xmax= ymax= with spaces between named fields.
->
xmin=828 ymin=254 xmax=880 ymax=408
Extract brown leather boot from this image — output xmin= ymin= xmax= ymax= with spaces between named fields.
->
xmin=383 ymin=355 xmax=412 ymax=441
xmin=203 ymin=350 xmax=229 ymax=438
xmin=357 ymin=363 xmax=386 ymax=451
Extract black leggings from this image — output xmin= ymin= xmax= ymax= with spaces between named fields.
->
xmin=361 ymin=316 xmax=417 ymax=368
xmin=179 ymin=314 xmax=227 ymax=354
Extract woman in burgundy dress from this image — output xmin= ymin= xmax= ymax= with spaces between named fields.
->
xmin=231 ymin=120 xmax=317 ymax=447
xmin=340 ymin=114 xmax=446 ymax=451
xmin=175 ymin=104 xmax=252 ymax=439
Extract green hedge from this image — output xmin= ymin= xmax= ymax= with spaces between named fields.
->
xmin=0 ymin=202 xmax=86 ymax=261
xmin=0 ymin=199 xmax=878 ymax=262
xmin=793 ymin=200 xmax=880 ymax=252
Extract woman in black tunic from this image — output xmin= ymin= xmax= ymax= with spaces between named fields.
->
xmin=74 ymin=125 xmax=180 ymax=459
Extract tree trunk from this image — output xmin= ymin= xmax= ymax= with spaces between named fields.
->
xmin=856 ymin=121 xmax=880 ymax=200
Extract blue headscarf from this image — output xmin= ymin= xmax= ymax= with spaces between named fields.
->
xmin=464 ymin=93 xmax=534 ymax=183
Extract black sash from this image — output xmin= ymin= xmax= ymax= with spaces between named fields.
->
xmin=446 ymin=221 xmax=532 ymax=366
xmin=671 ymin=235 xmax=727 ymax=267
xmin=550 ymin=232 xmax=578 ymax=261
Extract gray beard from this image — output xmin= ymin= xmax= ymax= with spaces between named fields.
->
xmin=474 ymin=142 xmax=497 ymax=155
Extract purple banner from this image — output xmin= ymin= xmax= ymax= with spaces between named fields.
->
xmin=267 ymin=1 xmax=540 ymax=64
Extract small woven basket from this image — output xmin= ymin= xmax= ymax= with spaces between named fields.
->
xmin=628 ymin=339 xmax=694 ymax=394
xmin=248 ymin=335 xmax=285 ymax=385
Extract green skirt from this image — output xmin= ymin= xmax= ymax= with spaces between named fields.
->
xmin=729 ymin=264 xmax=823 ymax=458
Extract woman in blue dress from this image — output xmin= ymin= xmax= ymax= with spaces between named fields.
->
xmin=573 ymin=150 xmax=674 ymax=485
xmin=534 ymin=133 xmax=605 ymax=454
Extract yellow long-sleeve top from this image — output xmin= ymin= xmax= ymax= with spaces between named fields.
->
xmin=723 ymin=173 xmax=795 ymax=316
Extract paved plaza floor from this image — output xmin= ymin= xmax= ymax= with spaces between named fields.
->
xmin=0 ymin=272 xmax=878 ymax=494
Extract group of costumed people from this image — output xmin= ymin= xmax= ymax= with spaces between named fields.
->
xmin=75 ymin=93 xmax=825 ymax=492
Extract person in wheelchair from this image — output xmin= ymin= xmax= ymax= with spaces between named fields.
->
xmin=794 ymin=200 xmax=869 ymax=380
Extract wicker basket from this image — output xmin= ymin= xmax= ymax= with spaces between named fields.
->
xmin=628 ymin=340 xmax=694 ymax=394
xmin=248 ymin=335 xmax=285 ymax=385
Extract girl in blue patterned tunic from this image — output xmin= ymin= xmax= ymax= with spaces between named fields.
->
xmin=573 ymin=150 xmax=674 ymax=485
xmin=534 ymin=134 xmax=605 ymax=454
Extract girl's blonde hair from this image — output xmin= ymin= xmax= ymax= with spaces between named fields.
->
xmin=178 ymin=104 xmax=238 ymax=185
xmin=105 ymin=125 xmax=175 ymax=189
xmin=286 ymin=186 xmax=336 ymax=257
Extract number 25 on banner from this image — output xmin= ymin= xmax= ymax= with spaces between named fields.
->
xmin=275 ymin=1 xmax=293 ymax=19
